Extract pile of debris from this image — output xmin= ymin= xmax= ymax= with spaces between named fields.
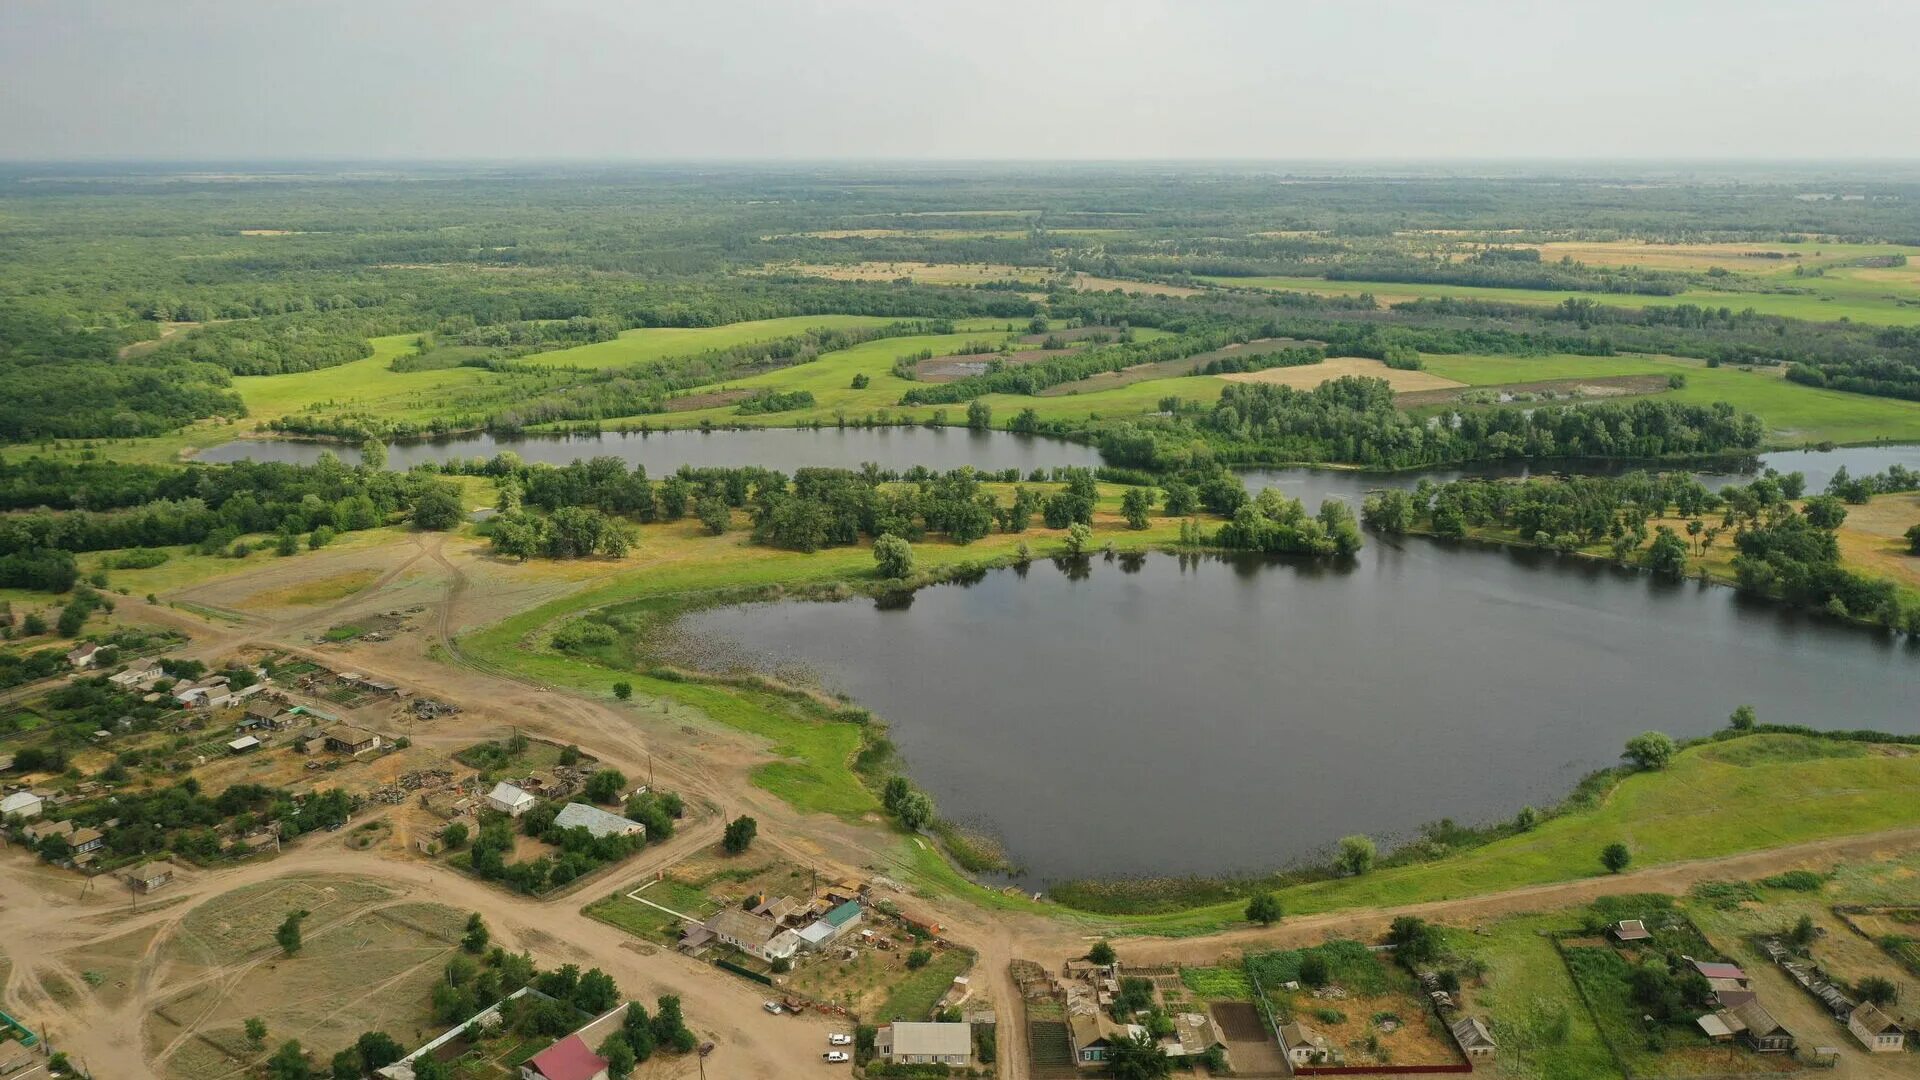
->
xmin=411 ymin=697 xmax=459 ymax=719
xmin=370 ymin=770 xmax=459 ymax=805
xmin=1759 ymin=936 xmax=1856 ymax=1020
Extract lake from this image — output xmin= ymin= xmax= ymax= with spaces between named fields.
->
xmin=192 ymin=427 xmax=1106 ymax=473
xmin=196 ymin=428 xmax=1920 ymax=498
xmin=670 ymin=546 xmax=1919 ymax=886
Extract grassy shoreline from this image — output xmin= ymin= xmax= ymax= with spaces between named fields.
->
xmin=455 ymin=516 xmax=1920 ymax=937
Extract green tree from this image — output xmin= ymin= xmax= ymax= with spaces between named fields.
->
xmin=1336 ymin=834 xmax=1376 ymax=876
xmin=1514 ymin=805 xmax=1540 ymax=831
xmin=276 ymin=530 xmax=299 ymax=556
xmin=1601 ymin=842 xmax=1632 ymax=874
xmin=308 ymin=525 xmax=336 ymax=550
xmin=723 ymin=815 xmax=757 ymax=854
xmin=245 ymin=1017 xmax=268 ymax=1047
xmin=277 ymin=910 xmax=307 ymax=956
xmin=330 ymin=1048 xmax=362 ymax=1080
xmin=1063 ymin=521 xmax=1094 ymax=556
xmin=906 ymin=947 xmax=933 ymax=970
xmin=1298 ymin=952 xmax=1330 ymax=987
xmin=462 ymin=913 xmax=490 ymax=954
xmin=584 ymin=768 xmax=627 ymax=804
xmin=696 ymin=495 xmax=730 ymax=535
xmin=966 ymin=399 xmax=992 ymax=431
xmin=412 ymin=481 xmax=466 ymax=530
xmin=441 ymin=822 xmax=468 ymax=849
xmin=1643 ymin=526 xmax=1688 ymax=578
xmin=895 ymin=789 xmax=934 ymax=831
xmin=1623 ymin=730 xmax=1677 ymax=770
xmin=268 ymin=1040 xmax=312 ymax=1080
xmin=1120 ymin=487 xmax=1155 ymax=530
xmin=1387 ymin=916 xmax=1441 ymax=964
xmin=1088 ymin=941 xmax=1116 ymax=966
xmin=850 ymin=373 xmax=870 ymax=390
xmin=600 ymin=1034 xmax=636 ymax=1079
xmin=612 ymin=681 xmax=632 ymax=700
xmin=359 ymin=439 xmax=388 ymax=471
xmin=1245 ymin=891 xmax=1282 ymax=925
xmin=872 ymin=533 xmax=914 ymax=579
xmin=354 ymin=1032 xmax=404 ymax=1070
xmin=1729 ymin=704 xmax=1757 ymax=731
xmin=1107 ymin=1029 xmax=1172 ymax=1080
xmin=1855 ymin=975 xmax=1898 ymax=1006
xmin=1789 ymin=914 xmax=1816 ymax=948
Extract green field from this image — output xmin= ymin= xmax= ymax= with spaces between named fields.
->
xmin=1419 ymin=351 xmax=1920 ymax=446
xmin=520 ymin=314 xmax=905 ymax=369
xmin=1201 ymin=273 xmax=1920 ymax=326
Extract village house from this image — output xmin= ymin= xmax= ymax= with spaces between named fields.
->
xmin=518 ymin=1034 xmax=608 ymax=1080
xmin=1451 ymin=1016 xmax=1498 ymax=1059
xmin=1164 ymin=1011 xmax=1226 ymax=1062
xmin=1847 ymin=1003 xmax=1904 ymax=1053
xmin=108 ymin=658 xmax=163 ymax=689
xmin=122 ymin=862 xmax=174 ymax=893
xmin=1280 ymin=1020 xmax=1334 ymax=1066
xmin=66 ymin=642 xmax=100 ymax=669
xmin=703 ymin=907 xmax=800 ymax=962
xmin=238 ymin=700 xmax=288 ymax=731
xmin=486 ymin=781 xmax=536 ymax=817
xmin=551 ymin=801 xmax=644 ymax=840
xmin=1716 ymin=1000 xmax=1796 ymax=1053
xmin=795 ymin=899 xmax=864 ymax=951
xmin=1 ymin=790 xmax=43 ymax=820
xmin=875 ymin=1022 xmax=973 ymax=1068
xmin=323 ymin=724 xmax=383 ymax=756
xmin=24 ymin=818 xmax=72 ymax=843
xmin=69 ymin=826 xmax=105 ymax=855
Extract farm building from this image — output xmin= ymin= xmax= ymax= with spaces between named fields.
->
xmin=1611 ymin=919 xmax=1652 ymax=943
xmin=703 ymin=907 xmax=800 ymax=962
xmin=1450 ymin=1016 xmax=1498 ymax=1058
xmin=227 ymin=736 xmax=260 ymax=754
xmin=1697 ymin=1012 xmax=1739 ymax=1042
xmin=323 ymin=725 xmax=382 ymax=756
xmin=24 ymin=818 xmax=72 ymax=843
xmin=797 ymin=899 xmax=865 ymax=949
xmin=486 ymin=782 xmax=536 ymax=817
xmin=65 ymin=642 xmax=99 ymax=668
xmin=550 ymin=801 xmax=644 ymax=840
xmin=0 ymin=1038 xmax=33 ymax=1074
xmin=1280 ymin=1021 xmax=1334 ymax=1066
xmin=520 ymin=1033 xmax=608 ymax=1080
xmin=122 ymin=862 xmax=173 ymax=892
xmin=1 ymin=790 xmax=44 ymax=820
xmin=875 ymin=1022 xmax=973 ymax=1067
xmin=1719 ymin=1001 xmax=1795 ymax=1053
xmin=108 ymin=658 xmax=163 ymax=688
xmin=1164 ymin=1012 xmax=1226 ymax=1061
xmin=1847 ymin=1004 xmax=1904 ymax=1053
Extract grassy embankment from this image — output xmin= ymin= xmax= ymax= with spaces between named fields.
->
xmin=453 ymin=497 xmax=1920 ymax=934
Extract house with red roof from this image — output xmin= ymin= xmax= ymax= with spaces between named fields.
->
xmin=520 ymin=1034 xmax=608 ymax=1080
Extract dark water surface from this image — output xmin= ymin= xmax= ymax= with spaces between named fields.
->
xmin=193 ymin=427 xmax=1106 ymax=473
xmin=674 ymin=547 xmax=1919 ymax=886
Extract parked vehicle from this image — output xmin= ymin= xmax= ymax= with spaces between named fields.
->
xmin=827 ymin=1033 xmax=853 ymax=1046
xmin=763 ymin=1000 xmax=783 ymax=1015
xmin=823 ymin=1051 xmax=850 ymax=1063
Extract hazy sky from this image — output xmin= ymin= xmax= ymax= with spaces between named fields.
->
xmin=5 ymin=0 xmax=1918 ymax=161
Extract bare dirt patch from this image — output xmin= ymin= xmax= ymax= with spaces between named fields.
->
xmin=242 ymin=569 xmax=380 ymax=609
xmin=1071 ymin=273 xmax=1203 ymax=297
xmin=1219 ymin=357 xmax=1466 ymax=393
xmin=1396 ymin=372 xmax=1671 ymax=407
xmin=663 ymin=388 xmax=751 ymax=412
xmin=915 ymin=349 xmax=1075 ymax=382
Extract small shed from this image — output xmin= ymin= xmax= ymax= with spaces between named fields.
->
xmin=1611 ymin=919 xmax=1652 ymax=943
xmin=1450 ymin=1016 xmax=1498 ymax=1058
xmin=228 ymin=736 xmax=261 ymax=754
xmin=123 ymin=862 xmax=174 ymax=893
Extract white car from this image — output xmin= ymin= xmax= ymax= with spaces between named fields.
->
xmin=827 ymin=1033 xmax=853 ymax=1046
xmin=822 ymin=1051 xmax=850 ymax=1063
xmin=763 ymin=1000 xmax=783 ymax=1014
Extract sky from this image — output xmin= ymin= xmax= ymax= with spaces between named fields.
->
xmin=4 ymin=0 xmax=1918 ymax=162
